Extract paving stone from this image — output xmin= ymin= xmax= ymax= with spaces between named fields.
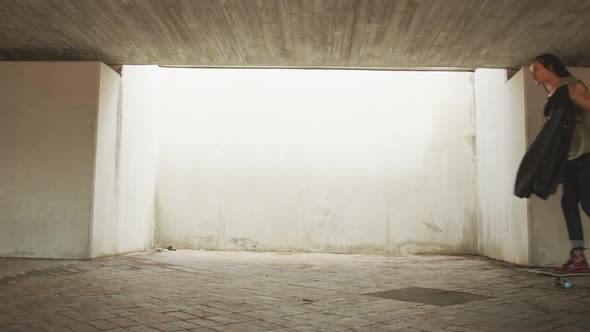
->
xmin=42 ymin=324 xmax=73 ymax=332
xmin=1 ymin=251 xmax=589 ymax=332
xmin=87 ymin=319 xmax=119 ymax=330
xmin=65 ymin=321 xmax=100 ymax=331
xmin=166 ymin=311 xmax=198 ymax=320
xmin=108 ymin=317 xmax=140 ymax=328
xmin=127 ymin=326 xmax=161 ymax=332
xmin=145 ymin=321 xmax=188 ymax=331
xmin=188 ymin=328 xmax=218 ymax=332
xmin=185 ymin=318 xmax=223 ymax=327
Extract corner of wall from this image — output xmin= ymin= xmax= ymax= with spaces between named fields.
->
xmin=472 ymin=69 xmax=482 ymax=256
xmin=87 ymin=62 xmax=102 ymax=259
xmin=473 ymin=68 xmax=531 ymax=265
xmin=519 ymin=68 xmax=537 ymax=266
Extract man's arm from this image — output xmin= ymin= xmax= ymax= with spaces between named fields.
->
xmin=569 ymin=82 xmax=590 ymax=112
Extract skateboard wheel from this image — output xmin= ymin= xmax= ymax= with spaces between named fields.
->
xmin=562 ymin=279 xmax=572 ymax=288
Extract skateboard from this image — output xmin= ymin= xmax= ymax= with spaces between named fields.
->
xmin=520 ymin=268 xmax=590 ymax=288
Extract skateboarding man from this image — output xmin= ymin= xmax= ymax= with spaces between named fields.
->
xmin=529 ymin=54 xmax=590 ymax=272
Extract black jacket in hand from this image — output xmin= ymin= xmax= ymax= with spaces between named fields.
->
xmin=514 ymin=84 xmax=577 ymax=199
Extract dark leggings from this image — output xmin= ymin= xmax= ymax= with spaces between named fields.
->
xmin=562 ymin=153 xmax=590 ymax=240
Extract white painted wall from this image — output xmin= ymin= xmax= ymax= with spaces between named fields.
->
xmin=115 ymin=66 xmax=159 ymax=254
xmin=475 ymin=67 xmax=590 ymax=266
xmin=156 ymin=69 xmax=478 ymax=254
xmin=0 ymin=62 xmax=158 ymax=259
xmin=90 ymin=64 xmax=123 ymax=257
xmin=90 ymin=64 xmax=160 ymax=258
xmin=525 ymin=67 xmax=590 ymax=266
xmin=0 ymin=62 xmax=99 ymax=258
xmin=474 ymin=69 xmax=529 ymax=265
xmin=10 ymin=61 xmax=584 ymax=263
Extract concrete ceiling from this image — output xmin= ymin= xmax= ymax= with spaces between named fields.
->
xmin=1 ymin=0 xmax=589 ymax=70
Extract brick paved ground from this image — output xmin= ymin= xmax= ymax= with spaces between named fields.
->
xmin=1 ymin=250 xmax=589 ymax=331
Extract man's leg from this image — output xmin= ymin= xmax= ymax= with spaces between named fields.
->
xmin=577 ymin=153 xmax=590 ymax=222
xmin=557 ymin=154 xmax=589 ymax=272
xmin=561 ymin=158 xmax=583 ymax=247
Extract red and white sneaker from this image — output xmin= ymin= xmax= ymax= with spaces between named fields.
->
xmin=555 ymin=248 xmax=589 ymax=273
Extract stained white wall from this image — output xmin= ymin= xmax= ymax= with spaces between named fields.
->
xmin=0 ymin=62 xmax=158 ymax=259
xmin=10 ymin=62 xmax=585 ymax=263
xmin=475 ymin=67 xmax=590 ymax=267
xmin=115 ymin=66 xmax=159 ymax=254
xmin=156 ymin=69 xmax=478 ymax=253
xmin=525 ymin=68 xmax=590 ymax=266
xmin=90 ymin=64 xmax=123 ymax=257
xmin=474 ymin=69 xmax=529 ymax=264
xmin=0 ymin=62 xmax=99 ymax=258
xmin=90 ymin=64 xmax=159 ymax=258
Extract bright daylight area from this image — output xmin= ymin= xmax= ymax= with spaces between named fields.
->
xmin=154 ymin=68 xmax=477 ymax=254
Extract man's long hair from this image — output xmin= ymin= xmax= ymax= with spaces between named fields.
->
xmin=534 ymin=54 xmax=573 ymax=77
